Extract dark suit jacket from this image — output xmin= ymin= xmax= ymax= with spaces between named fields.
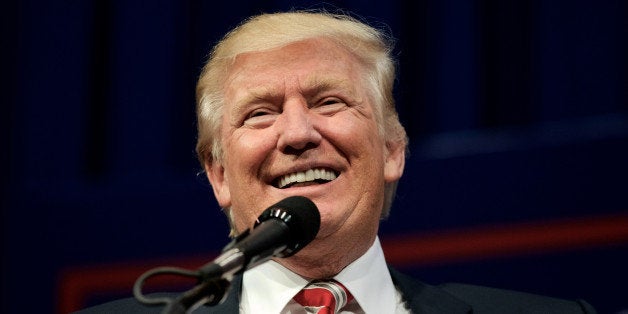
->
xmin=76 ymin=267 xmax=596 ymax=313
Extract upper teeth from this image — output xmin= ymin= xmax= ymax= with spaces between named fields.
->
xmin=278 ymin=168 xmax=337 ymax=188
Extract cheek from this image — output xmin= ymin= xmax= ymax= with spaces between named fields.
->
xmin=326 ymin=116 xmax=384 ymax=158
xmin=221 ymin=130 xmax=277 ymax=228
xmin=225 ymin=130 xmax=275 ymax=171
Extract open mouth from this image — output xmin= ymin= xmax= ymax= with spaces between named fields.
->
xmin=274 ymin=168 xmax=338 ymax=189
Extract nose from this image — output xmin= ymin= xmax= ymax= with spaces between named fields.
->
xmin=275 ymin=99 xmax=322 ymax=154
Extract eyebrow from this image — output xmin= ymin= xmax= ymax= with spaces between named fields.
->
xmin=301 ymin=77 xmax=355 ymax=98
xmin=232 ymin=76 xmax=357 ymax=113
xmin=231 ymin=86 xmax=283 ymax=113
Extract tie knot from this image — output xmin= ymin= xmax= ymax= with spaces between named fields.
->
xmin=293 ymin=280 xmax=353 ymax=314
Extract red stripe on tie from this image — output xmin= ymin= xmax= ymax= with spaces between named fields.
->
xmin=293 ymin=280 xmax=353 ymax=314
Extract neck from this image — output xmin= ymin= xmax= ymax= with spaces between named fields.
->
xmin=275 ymin=233 xmax=376 ymax=279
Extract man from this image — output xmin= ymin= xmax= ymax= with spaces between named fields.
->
xmin=79 ymin=11 xmax=596 ymax=313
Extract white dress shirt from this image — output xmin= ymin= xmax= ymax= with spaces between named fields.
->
xmin=240 ymin=236 xmax=411 ymax=313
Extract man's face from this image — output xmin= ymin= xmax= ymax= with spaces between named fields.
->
xmin=205 ymin=38 xmax=404 ymax=245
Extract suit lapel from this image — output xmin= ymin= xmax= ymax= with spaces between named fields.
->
xmin=389 ymin=267 xmax=472 ymax=314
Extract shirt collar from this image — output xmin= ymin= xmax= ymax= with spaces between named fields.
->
xmin=241 ymin=236 xmax=398 ymax=313
xmin=334 ymin=237 xmax=398 ymax=313
xmin=241 ymin=257 xmax=309 ymax=313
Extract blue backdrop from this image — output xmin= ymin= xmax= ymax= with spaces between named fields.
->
xmin=3 ymin=1 xmax=628 ymax=313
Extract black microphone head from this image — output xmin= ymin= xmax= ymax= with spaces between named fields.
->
xmin=255 ymin=196 xmax=320 ymax=257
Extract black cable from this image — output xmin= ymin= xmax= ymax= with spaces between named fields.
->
xmin=133 ymin=266 xmax=201 ymax=306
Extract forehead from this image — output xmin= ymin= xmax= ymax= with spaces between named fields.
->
xmin=222 ymin=38 xmax=366 ymax=97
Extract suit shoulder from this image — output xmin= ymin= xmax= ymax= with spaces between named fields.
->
xmin=439 ymin=283 xmax=596 ymax=314
xmin=73 ymin=297 xmax=162 ymax=314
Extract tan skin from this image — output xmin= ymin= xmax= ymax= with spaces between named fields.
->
xmin=205 ymin=38 xmax=405 ymax=279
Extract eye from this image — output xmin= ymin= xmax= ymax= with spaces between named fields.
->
xmin=243 ymin=108 xmax=277 ymax=128
xmin=313 ymin=97 xmax=347 ymax=115
xmin=250 ymin=109 xmax=270 ymax=118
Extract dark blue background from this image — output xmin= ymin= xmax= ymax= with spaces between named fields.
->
xmin=3 ymin=1 xmax=627 ymax=313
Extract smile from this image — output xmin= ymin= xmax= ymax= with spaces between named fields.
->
xmin=275 ymin=168 xmax=338 ymax=189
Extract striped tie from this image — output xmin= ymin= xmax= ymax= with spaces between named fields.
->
xmin=293 ymin=280 xmax=353 ymax=314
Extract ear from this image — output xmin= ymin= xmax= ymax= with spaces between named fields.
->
xmin=383 ymin=139 xmax=406 ymax=183
xmin=204 ymin=159 xmax=232 ymax=208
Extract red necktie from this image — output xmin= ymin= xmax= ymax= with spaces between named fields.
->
xmin=293 ymin=280 xmax=354 ymax=314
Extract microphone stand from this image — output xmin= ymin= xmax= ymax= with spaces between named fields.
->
xmin=132 ymin=265 xmax=233 ymax=314
xmin=160 ymin=276 xmax=231 ymax=314
xmin=133 ymin=241 xmax=247 ymax=313
xmin=160 ymin=250 xmax=246 ymax=314
xmin=135 ymin=196 xmax=320 ymax=313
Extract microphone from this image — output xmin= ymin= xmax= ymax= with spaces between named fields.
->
xmin=198 ymin=195 xmax=320 ymax=281
xmin=133 ymin=196 xmax=320 ymax=313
